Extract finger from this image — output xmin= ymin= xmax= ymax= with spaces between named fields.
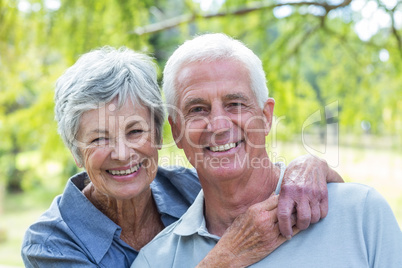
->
xmin=296 ymin=199 xmax=311 ymax=230
xmin=248 ymin=193 xmax=278 ymax=214
xmin=310 ymin=201 xmax=321 ymax=224
xmin=319 ymin=192 xmax=329 ymax=219
xmin=327 ymin=168 xmax=344 ymax=183
xmin=283 ymin=225 xmax=301 ymax=241
xmin=292 ymin=226 xmax=300 ymax=237
xmin=264 ymin=194 xmax=279 ymax=211
xmin=272 ymin=207 xmax=279 ymax=222
xmin=290 ymin=212 xmax=297 ymax=226
xmin=275 ymin=227 xmax=290 ymax=246
xmin=277 ymin=199 xmax=295 ymax=239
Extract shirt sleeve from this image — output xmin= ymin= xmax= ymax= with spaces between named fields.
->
xmin=22 ymin=242 xmax=98 ymax=268
xmin=363 ymin=187 xmax=402 ymax=268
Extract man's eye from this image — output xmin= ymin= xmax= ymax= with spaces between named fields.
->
xmin=189 ymin=107 xmax=206 ymax=113
xmin=228 ymin=102 xmax=245 ymax=110
xmin=230 ymin=102 xmax=243 ymax=107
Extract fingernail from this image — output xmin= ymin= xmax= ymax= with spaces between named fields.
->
xmin=286 ymin=235 xmax=292 ymax=240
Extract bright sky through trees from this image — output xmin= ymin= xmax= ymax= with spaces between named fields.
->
xmin=192 ymin=0 xmax=401 ymax=42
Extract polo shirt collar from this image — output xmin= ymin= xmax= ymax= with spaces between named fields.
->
xmin=173 ymin=190 xmax=220 ymax=240
xmin=172 ymin=162 xmax=286 ymax=239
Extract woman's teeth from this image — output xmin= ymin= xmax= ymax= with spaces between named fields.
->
xmin=209 ymin=142 xmax=237 ymax=152
xmin=108 ymin=164 xmax=141 ymax=176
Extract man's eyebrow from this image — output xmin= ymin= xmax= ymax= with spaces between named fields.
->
xmin=183 ymin=97 xmax=206 ymax=111
xmin=224 ymin=93 xmax=249 ymax=102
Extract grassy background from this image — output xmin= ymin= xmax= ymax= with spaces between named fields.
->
xmin=0 ymin=191 xmax=54 ymax=267
xmin=0 ymin=139 xmax=401 ymax=267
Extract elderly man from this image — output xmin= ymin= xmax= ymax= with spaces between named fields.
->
xmin=132 ymin=33 xmax=402 ymax=267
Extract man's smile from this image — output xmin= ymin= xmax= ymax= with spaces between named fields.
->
xmin=207 ymin=140 xmax=242 ymax=152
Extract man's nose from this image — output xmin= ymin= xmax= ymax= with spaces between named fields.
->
xmin=207 ymin=108 xmax=233 ymax=134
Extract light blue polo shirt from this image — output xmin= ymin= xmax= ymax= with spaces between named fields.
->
xmin=21 ymin=166 xmax=201 ymax=267
xmin=133 ymin=183 xmax=402 ymax=267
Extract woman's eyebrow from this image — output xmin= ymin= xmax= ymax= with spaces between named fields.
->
xmin=89 ymin=129 xmax=108 ymax=135
xmin=125 ymin=120 xmax=143 ymax=130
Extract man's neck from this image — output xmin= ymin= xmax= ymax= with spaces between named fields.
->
xmin=202 ymin=161 xmax=280 ymax=236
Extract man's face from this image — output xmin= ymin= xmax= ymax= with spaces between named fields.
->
xmin=169 ymin=60 xmax=275 ymax=183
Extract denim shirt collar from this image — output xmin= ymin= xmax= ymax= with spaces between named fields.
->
xmin=59 ymin=172 xmax=123 ymax=264
xmin=151 ymin=166 xmax=201 ymax=226
xmin=58 ymin=168 xmax=200 ymax=263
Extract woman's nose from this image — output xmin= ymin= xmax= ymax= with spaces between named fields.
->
xmin=110 ymin=137 xmax=131 ymax=161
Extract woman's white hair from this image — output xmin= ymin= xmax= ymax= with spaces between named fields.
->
xmin=54 ymin=46 xmax=164 ymax=166
xmin=163 ymin=33 xmax=269 ymax=121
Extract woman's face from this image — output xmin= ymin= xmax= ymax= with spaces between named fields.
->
xmin=76 ymin=98 xmax=159 ymax=200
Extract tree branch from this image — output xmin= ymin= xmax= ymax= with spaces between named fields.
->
xmin=390 ymin=10 xmax=402 ymax=59
xmin=131 ymin=14 xmax=194 ymax=35
xmin=286 ymin=23 xmax=321 ymax=59
xmin=321 ymin=24 xmax=362 ymax=66
xmin=130 ymin=0 xmax=353 ymax=35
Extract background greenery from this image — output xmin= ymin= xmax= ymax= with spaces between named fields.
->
xmin=0 ymin=0 xmax=401 ymax=266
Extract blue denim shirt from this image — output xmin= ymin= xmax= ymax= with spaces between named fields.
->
xmin=21 ymin=166 xmax=201 ymax=268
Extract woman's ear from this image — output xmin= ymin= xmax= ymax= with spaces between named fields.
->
xmin=157 ymin=137 xmax=163 ymax=150
xmin=263 ymin=98 xmax=275 ymax=136
xmin=71 ymin=151 xmax=83 ymax=168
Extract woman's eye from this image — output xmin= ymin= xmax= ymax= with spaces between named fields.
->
xmin=129 ymin=129 xmax=144 ymax=135
xmin=91 ymin=137 xmax=107 ymax=144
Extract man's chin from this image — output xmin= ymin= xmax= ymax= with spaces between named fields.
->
xmin=201 ymin=165 xmax=248 ymax=181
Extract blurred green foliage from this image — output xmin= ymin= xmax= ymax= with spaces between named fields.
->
xmin=0 ymin=0 xmax=401 ymax=197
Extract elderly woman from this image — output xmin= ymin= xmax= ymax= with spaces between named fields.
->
xmin=21 ymin=47 xmax=342 ymax=267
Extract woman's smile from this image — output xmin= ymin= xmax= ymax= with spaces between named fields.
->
xmin=106 ymin=163 xmax=142 ymax=176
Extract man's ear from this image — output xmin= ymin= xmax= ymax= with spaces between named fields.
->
xmin=168 ymin=116 xmax=183 ymax=149
xmin=262 ymin=98 xmax=275 ymax=136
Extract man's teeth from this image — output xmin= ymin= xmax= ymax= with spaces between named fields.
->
xmin=108 ymin=164 xmax=141 ymax=176
xmin=209 ymin=142 xmax=237 ymax=152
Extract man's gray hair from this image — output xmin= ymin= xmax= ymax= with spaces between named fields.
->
xmin=163 ymin=33 xmax=269 ymax=121
xmin=54 ymin=46 xmax=164 ymax=166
